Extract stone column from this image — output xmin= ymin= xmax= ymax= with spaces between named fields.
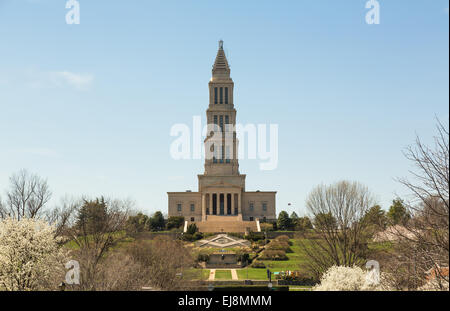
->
xmin=202 ymin=194 xmax=206 ymax=221
xmin=238 ymin=192 xmax=242 ymax=220
xmin=231 ymin=193 xmax=234 ymax=215
xmin=225 ymin=193 xmax=229 ymax=215
xmin=209 ymin=193 xmax=213 ymax=215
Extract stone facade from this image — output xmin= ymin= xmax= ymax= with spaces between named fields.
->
xmin=167 ymin=41 xmax=276 ymax=232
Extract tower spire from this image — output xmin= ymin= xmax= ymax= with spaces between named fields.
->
xmin=212 ymin=40 xmax=230 ymax=80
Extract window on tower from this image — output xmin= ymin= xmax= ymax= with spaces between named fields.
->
xmin=220 ymin=87 xmax=223 ymax=104
xmin=225 ymin=87 xmax=228 ymax=104
xmin=214 ymin=87 xmax=218 ymax=105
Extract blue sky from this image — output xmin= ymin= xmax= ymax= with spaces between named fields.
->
xmin=0 ymin=0 xmax=448 ymax=216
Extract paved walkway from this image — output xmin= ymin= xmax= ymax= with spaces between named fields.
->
xmin=231 ymin=269 xmax=238 ymax=280
xmin=208 ymin=269 xmax=216 ymax=281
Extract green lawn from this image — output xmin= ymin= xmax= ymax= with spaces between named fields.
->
xmin=214 ymin=270 xmax=232 ymax=280
xmin=260 ymin=239 xmax=311 ymax=271
xmin=236 ymin=268 xmax=268 ymax=280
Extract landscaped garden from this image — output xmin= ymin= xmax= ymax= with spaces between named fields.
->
xmin=187 ymin=233 xmax=396 ymax=285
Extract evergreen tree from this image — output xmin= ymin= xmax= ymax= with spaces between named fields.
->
xmin=387 ymin=199 xmax=410 ymax=225
xmin=297 ymin=216 xmax=313 ymax=231
xmin=362 ymin=205 xmax=387 ymax=229
xmin=76 ymin=197 xmax=108 ymax=235
xmin=277 ymin=211 xmax=292 ymax=231
xmin=149 ymin=211 xmax=165 ymax=231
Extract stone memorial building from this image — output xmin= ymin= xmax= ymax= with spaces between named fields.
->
xmin=168 ymin=41 xmax=276 ymax=233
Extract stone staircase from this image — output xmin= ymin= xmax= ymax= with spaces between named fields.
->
xmin=196 ymin=216 xmax=259 ymax=233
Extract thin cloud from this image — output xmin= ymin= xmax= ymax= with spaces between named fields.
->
xmin=52 ymin=71 xmax=94 ymax=90
xmin=25 ymin=69 xmax=94 ymax=90
xmin=20 ymin=148 xmax=61 ymax=158
xmin=10 ymin=69 xmax=94 ymax=90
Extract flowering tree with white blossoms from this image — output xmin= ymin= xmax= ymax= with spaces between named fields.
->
xmin=0 ymin=217 xmax=68 ymax=291
xmin=313 ymin=265 xmax=385 ymax=291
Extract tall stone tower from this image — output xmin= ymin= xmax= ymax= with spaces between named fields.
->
xmin=168 ymin=41 xmax=276 ymax=233
xmin=198 ymin=40 xmax=246 ymax=220
xmin=203 ymin=40 xmax=240 ymax=176
xmin=203 ymin=40 xmax=238 ymax=175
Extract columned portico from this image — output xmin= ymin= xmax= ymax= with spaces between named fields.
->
xmin=203 ymin=191 xmax=242 ymax=218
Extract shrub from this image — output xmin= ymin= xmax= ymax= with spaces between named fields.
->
xmin=277 ymin=273 xmax=317 ymax=286
xmin=197 ymin=253 xmax=210 ymax=263
xmin=186 ymin=223 xmax=198 ymax=235
xmin=193 ymin=232 xmax=203 ymax=241
xmin=274 ymin=235 xmax=292 ymax=245
xmin=251 ymin=260 xmax=266 ymax=268
xmin=266 ymin=241 xmax=293 ymax=253
xmin=258 ymin=250 xmax=288 ymax=261
xmin=181 ymin=233 xmax=193 ymax=241
xmin=181 ymin=232 xmax=203 ymax=242
xmin=244 ymin=232 xmax=265 ymax=242
xmin=256 ymin=239 xmax=270 ymax=246
xmin=167 ymin=216 xmax=185 ymax=230
xmin=236 ymin=253 xmax=250 ymax=263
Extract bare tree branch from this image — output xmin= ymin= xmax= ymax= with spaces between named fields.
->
xmin=391 ymin=118 xmax=449 ymax=290
xmin=299 ymin=181 xmax=376 ymax=278
xmin=5 ymin=169 xmax=52 ymax=220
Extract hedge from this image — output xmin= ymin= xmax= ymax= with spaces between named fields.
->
xmin=258 ymin=250 xmax=288 ymax=261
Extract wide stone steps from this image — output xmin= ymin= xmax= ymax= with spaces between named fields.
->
xmin=206 ymin=215 xmax=241 ymax=222
xmin=196 ymin=219 xmax=258 ymax=233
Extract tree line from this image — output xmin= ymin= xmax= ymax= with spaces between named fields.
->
xmin=273 ymin=198 xmax=410 ymax=232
